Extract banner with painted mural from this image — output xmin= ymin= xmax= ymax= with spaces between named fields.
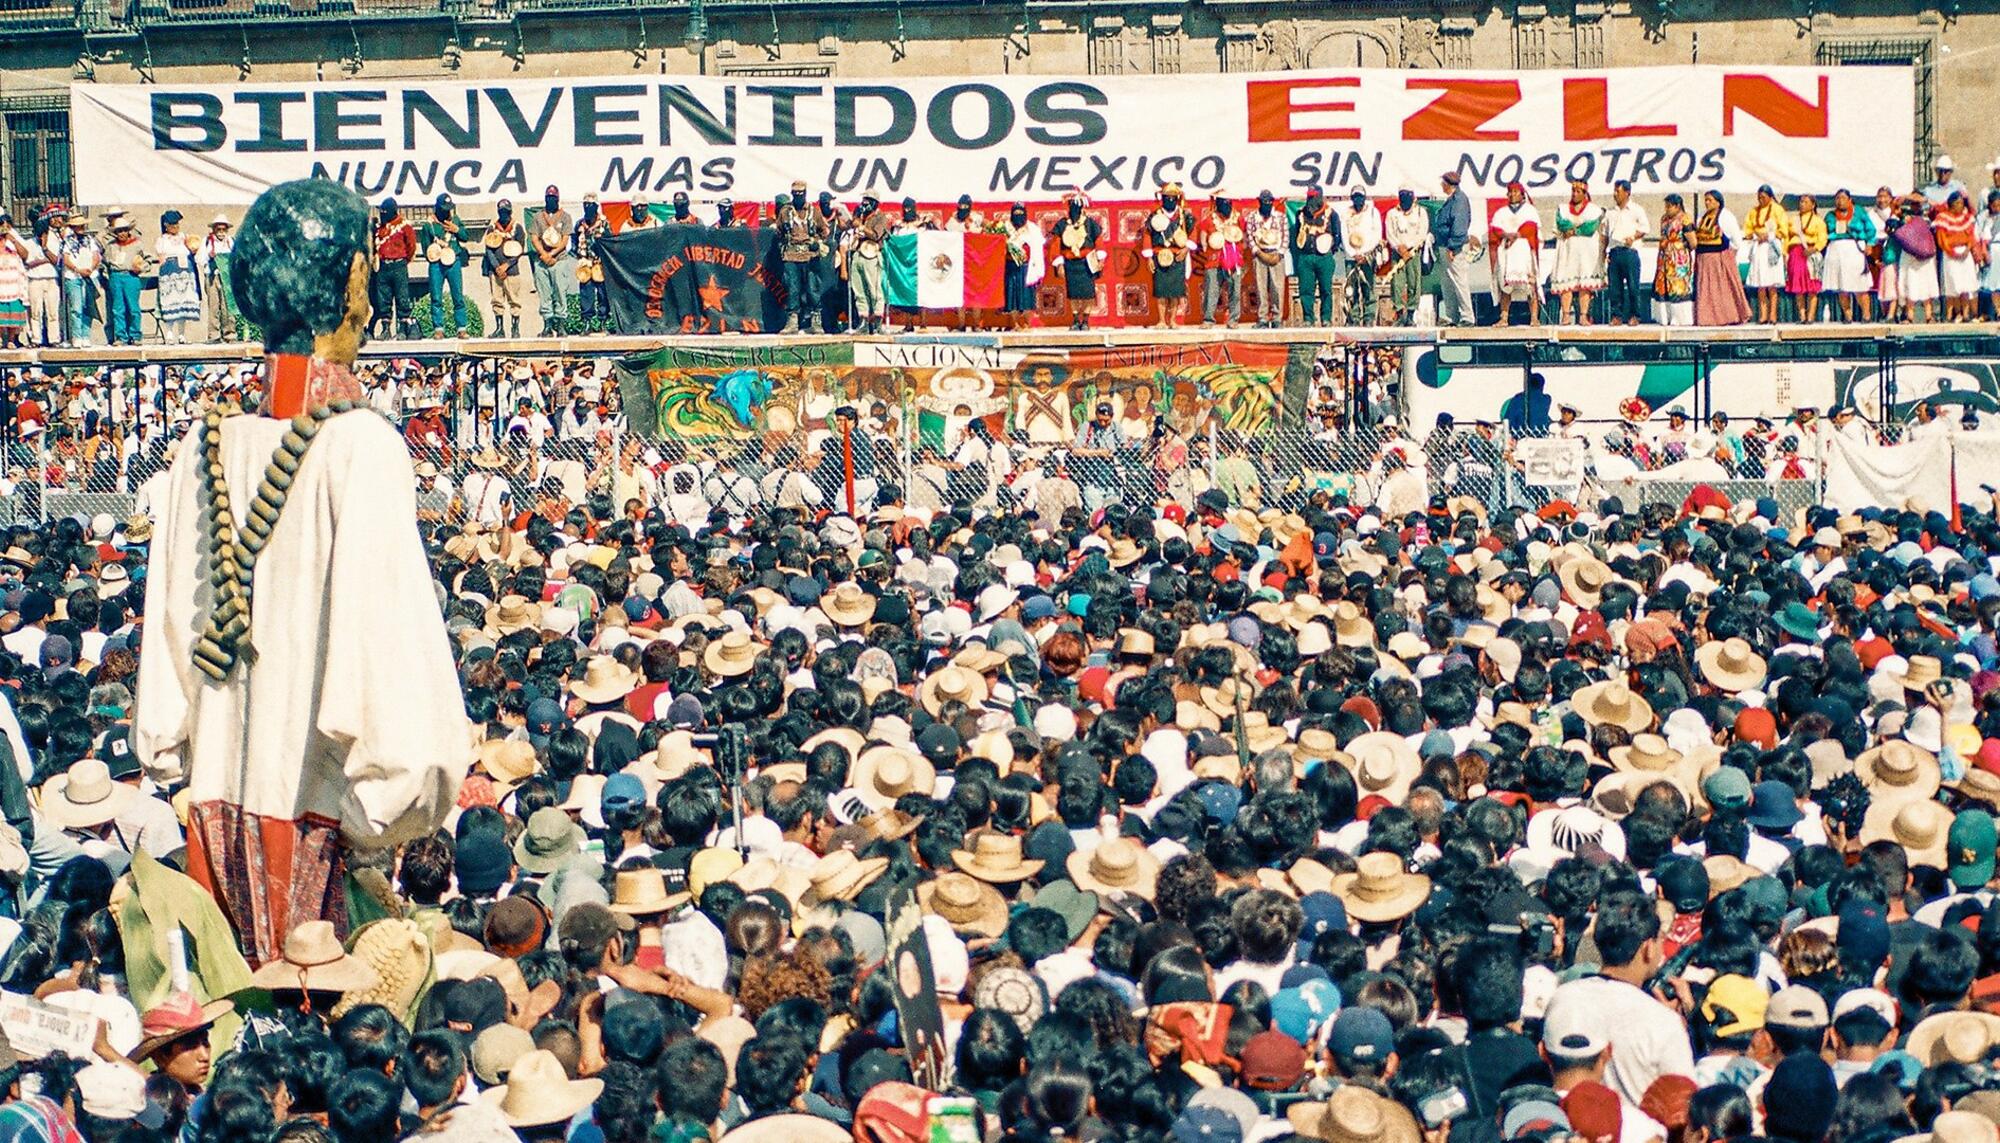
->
xmin=614 ymin=339 xmax=1312 ymax=447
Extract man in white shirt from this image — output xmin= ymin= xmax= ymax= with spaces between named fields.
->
xmin=1341 ymin=188 xmax=1384 ymax=325
xmin=1603 ymin=180 xmax=1652 ymax=326
xmin=1382 ymin=189 xmax=1429 ymax=325
xmin=1546 ymin=890 xmax=1695 ymax=1109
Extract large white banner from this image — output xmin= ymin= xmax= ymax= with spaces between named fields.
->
xmin=69 ymin=65 xmax=1913 ymax=207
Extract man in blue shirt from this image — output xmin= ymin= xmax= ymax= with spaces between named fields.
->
xmin=1500 ymin=372 xmax=1553 ymax=437
xmin=1434 ymin=172 xmax=1475 ymax=326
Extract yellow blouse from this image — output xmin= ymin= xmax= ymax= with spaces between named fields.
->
xmin=1792 ymin=209 xmax=1828 ymax=253
xmin=1744 ymin=201 xmax=1794 ymax=245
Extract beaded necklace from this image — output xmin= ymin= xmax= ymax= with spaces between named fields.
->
xmin=191 ymin=397 xmax=362 ymax=681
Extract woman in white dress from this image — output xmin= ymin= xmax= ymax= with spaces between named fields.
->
xmin=1868 ymin=187 xmax=1902 ymax=321
xmin=1741 ymin=185 xmax=1791 ymax=325
xmin=1821 ymin=189 xmax=1877 ymax=322
xmin=1894 ymin=193 xmax=1941 ymax=323
xmin=1978 ymin=190 xmax=2000 ymax=320
xmin=1550 ymin=179 xmax=1605 ymax=325
xmin=1488 ymin=181 xmax=1542 ymax=327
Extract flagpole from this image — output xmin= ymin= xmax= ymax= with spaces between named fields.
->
xmin=844 ymin=420 xmax=857 ymax=515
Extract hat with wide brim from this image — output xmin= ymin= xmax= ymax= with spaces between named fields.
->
xmin=1858 ymin=796 xmax=1953 ymax=866
xmin=918 ymin=665 xmax=989 ymax=718
xmin=40 ymin=758 xmax=137 ymax=829
xmin=514 ymin=807 xmax=586 ymax=874
xmin=609 ymin=867 xmax=683 ymax=916
xmin=919 ymin=871 xmax=1010 ymax=938
xmin=1856 ymin=740 xmax=1943 ymax=805
xmin=1286 ymin=1075 xmax=1423 ymax=1143
xmin=1558 ymin=556 xmax=1617 ymax=609
xmin=481 ymin=1049 xmax=604 ymax=1127
xmin=1330 ymin=852 xmax=1431 ymax=923
xmin=246 ymin=921 xmax=381 ymax=994
xmin=484 ymin=594 xmax=543 ymax=637
xmin=569 ymin=656 xmax=637 ymax=705
xmin=703 ymin=631 xmax=764 ymax=678
xmin=330 ymin=918 xmax=433 ymax=1023
xmin=470 ymin=448 xmax=510 ymax=470
xmin=1340 ymin=732 xmax=1421 ymax=805
xmin=130 ymin=997 xmax=235 ymax=1063
xmin=1908 ymin=1011 xmax=2000 ymax=1067
xmin=821 ymin=583 xmax=878 ymax=628
xmin=802 ymin=849 xmax=890 ymax=907
xmin=1572 ymin=680 xmax=1655 ymax=734
xmin=952 ymin=829 xmax=1045 ymax=883
xmin=1696 ymin=638 xmax=1768 ymax=693
xmin=851 ymin=745 xmax=937 ymax=810
xmin=1065 ymin=837 xmax=1161 ymax=901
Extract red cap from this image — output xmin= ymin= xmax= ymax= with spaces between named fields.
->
xmin=1734 ymin=708 xmax=1778 ymax=751
xmin=1562 ymin=1082 xmax=1621 ymax=1143
xmin=1855 ymin=636 xmax=1895 ymax=670
xmin=854 ymin=1083 xmax=931 ymax=1143
xmin=1077 ymin=665 xmax=1111 ymax=706
xmin=1239 ymin=1030 xmax=1307 ymax=1091
xmin=1639 ymin=1076 xmax=1697 ymax=1133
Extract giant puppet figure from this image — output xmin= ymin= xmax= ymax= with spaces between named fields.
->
xmin=134 ymin=180 xmax=467 ymax=964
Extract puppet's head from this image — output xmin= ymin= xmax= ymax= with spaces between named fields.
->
xmin=231 ymin=180 xmax=372 ymax=365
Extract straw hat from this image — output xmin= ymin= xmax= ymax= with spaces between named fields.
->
xmin=1287 ymin=1083 xmax=1422 ymax=1143
xmin=1107 ymin=538 xmax=1143 ymax=568
xmin=917 ymin=872 xmax=1008 ymax=938
xmin=608 ymin=867 xmax=681 ymax=916
xmin=1332 ymin=602 xmax=1375 ymax=648
xmin=130 ymin=995 xmax=235 ymax=1063
xmin=1295 ymin=728 xmax=1343 ymax=766
xmin=1909 ymin=1011 xmax=2000 ymax=1067
xmin=1176 ymin=701 xmax=1222 ymax=733
xmin=1696 ymin=638 xmax=1768 ymax=693
xmin=802 ymin=726 xmax=868 ymax=759
xmin=1330 ymin=852 xmax=1431 ymax=924
xmin=1198 ymin=678 xmax=1255 ymax=718
xmin=484 ymin=594 xmax=543 ymax=637
xmin=331 ymin=919 xmax=432 ymax=1022
xmin=727 ymin=858 xmax=812 ymax=908
xmin=1855 ymin=740 xmax=1943 ymax=804
xmin=1608 ymin=734 xmax=1689 ymax=778
xmin=481 ymin=1049 xmax=604 ymax=1127
xmin=40 ymin=759 xmax=137 ymax=829
xmin=802 ymin=849 xmax=889 ymax=907
xmin=570 ymin=656 xmax=637 ymax=705
xmin=1859 ymin=797 xmax=1953 ymax=866
xmin=703 ymin=630 xmax=763 ymax=677
xmin=918 ymin=665 xmax=989 ymax=717
xmin=1341 ymin=732 xmax=1421 ymax=804
xmin=247 ymin=920 xmax=381 ymax=993
xmin=1572 ymin=680 xmax=1654 ymax=734
xmin=1905 ymin=655 xmax=1945 ymax=692
xmin=470 ymin=447 xmax=509 ymax=470
xmin=475 ymin=739 xmax=539 ymax=792
xmin=821 ymin=583 xmax=878 ymax=628
xmin=951 ymin=829 xmax=1045 ymax=883
xmin=851 ymin=746 xmax=937 ymax=809
xmin=1558 ymin=557 xmax=1617 ymax=609
xmin=1066 ymin=837 xmax=1161 ymax=900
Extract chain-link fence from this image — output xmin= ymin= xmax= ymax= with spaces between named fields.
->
xmin=0 ymin=338 xmax=1958 ymax=528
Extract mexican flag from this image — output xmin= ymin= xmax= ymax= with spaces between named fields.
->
xmin=884 ymin=231 xmax=1007 ymax=309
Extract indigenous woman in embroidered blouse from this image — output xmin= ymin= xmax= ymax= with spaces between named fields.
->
xmin=1742 ymin=185 xmax=1791 ymax=324
xmin=1551 ymin=179 xmax=1605 ymax=325
xmin=1786 ymin=195 xmax=1828 ymax=324
xmin=1693 ymin=191 xmax=1751 ymax=326
xmin=1489 ymin=181 xmax=1542 ymax=327
xmin=1822 ymin=190 xmax=1877 ymax=322
xmin=1893 ymin=193 xmax=1940 ymax=323
xmin=1977 ymin=191 xmax=2000 ymax=321
xmin=1652 ymin=194 xmax=1695 ymax=326
xmin=1933 ymin=190 xmax=1980 ymax=321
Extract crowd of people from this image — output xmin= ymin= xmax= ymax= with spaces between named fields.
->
xmin=0 ymin=318 xmax=1999 ymax=1143
xmin=7 ymin=156 xmax=2000 ymax=345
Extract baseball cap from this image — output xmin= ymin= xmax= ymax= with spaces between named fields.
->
xmin=1951 ymin=809 xmax=1998 ymax=889
xmin=1700 ymin=974 xmax=1768 ymax=1038
xmin=1328 ymin=1006 xmax=1394 ymax=1069
xmin=1270 ymin=979 xmax=1339 ymax=1044
xmin=1172 ymin=1104 xmax=1242 ymax=1143
xmin=1541 ymin=989 xmax=1610 ymax=1058
xmin=1767 ymin=984 xmax=1830 ymax=1031
xmin=601 ymin=773 xmax=646 ymax=816
xmin=1831 ymin=987 xmax=1898 ymax=1029
xmin=1238 ymin=1030 xmax=1306 ymax=1091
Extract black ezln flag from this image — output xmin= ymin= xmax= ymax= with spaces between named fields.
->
xmin=597 ymin=224 xmax=788 ymax=334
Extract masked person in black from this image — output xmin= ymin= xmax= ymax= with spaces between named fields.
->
xmin=420 ymin=194 xmax=467 ymax=339
xmin=624 ymin=195 xmax=661 ymax=232
xmin=776 ymin=181 xmax=830 ymax=333
xmin=816 ymin=192 xmax=850 ymax=333
xmin=483 ymin=197 xmax=527 ymax=339
xmin=1249 ymin=190 xmax=1287 ymax=328
xmin=671 ymin=192 xmax=692 ymax=223
xmin=574 ymin=193 xmax=610 ymax=335
xmin=529 ymin=184 xmax=576 ymax=336
xmin=1292 ymin=187 xmax=1339 ymax=327
xmin=1144 ymin=181 xmax=1195 ymax=328
xmin=944 ymin=194 xmax=985 ymax=328
xmin=1054 ymin=192 xmax=1102 ymax=331
xmin=1002 ymin=202 xmax=1044 ymax=332
xmin=847 ymin=193 xmax=892 ymax=334
xmin=715 ymin=198 xmax=736 ymax=228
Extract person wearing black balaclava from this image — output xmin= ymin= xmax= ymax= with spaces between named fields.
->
xmin=1143 ymin=181 xmax=1194 ymax=328
xmin=672 ymin=192 xmax=692 ymax=224
xmin=1002 ymin=202 xmax=1044 ymax=332
xmin=529 ymin=184 xmax=576 ymax=336
xmin=574 ymin=193 xmax=610 ymax=335
xmin=816 ymin=191 xmax=851 ymax=333
xmin=1291 ymin=186 xmax=1339 ymax=327
xmin=484 ymin=197 xmax=528 ymax=339
xmin=1196 ymin=189 xmax=1244 ymax=328
xmin=624 ymin=195 xmax=661 ymax=232
xmin=371 ymin=198 xmax=416 ymax=340
xmin=1249 ymin=190 xmax=1287 ymax=328
xmin=1384 ymin=186 xmax=1429 ymax=326
xmin=776 ymin=180 xmax=829 ymax=333
xmin=944 ymin=194 xmax=984 ymax=329
xmin=895 ymin=197 xmax=932 ymax=231
xmin=1054 ymin=191 xmax=1102 ymax=331
xmin=848 ymin=193 xmax=892 ymax=335
xmin=419 ymin=194 xmax=467 ymax=339
xmin=715 ymin=198 xmax=736 ymax=229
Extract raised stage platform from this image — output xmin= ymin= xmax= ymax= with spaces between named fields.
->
xmin=3 ymin=322 xmax=2000 ymax=368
